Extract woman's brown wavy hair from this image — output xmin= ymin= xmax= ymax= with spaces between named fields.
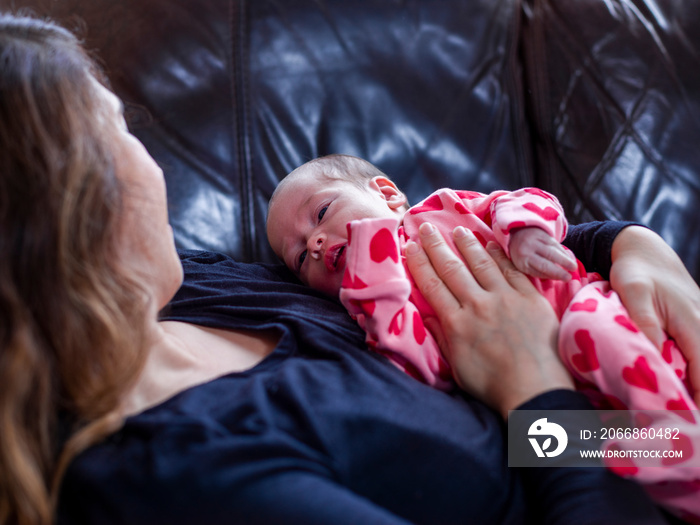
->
xmin=0 ymin=13 xmax=150 ymax=525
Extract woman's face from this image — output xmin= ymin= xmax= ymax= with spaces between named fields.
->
xmin=95 ymin=81 xmax=183 ymax=310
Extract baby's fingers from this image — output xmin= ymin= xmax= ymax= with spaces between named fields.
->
xmin=523 ymin=251 xmax=575 ymax=281
xmin=509 ymin=227 xmax=577 ymax=281
xmin=547 ymin=243 xmax=578 ymax=271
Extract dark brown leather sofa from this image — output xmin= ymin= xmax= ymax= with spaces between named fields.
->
xmin=6 ymin=0 xmax=700 ymax=282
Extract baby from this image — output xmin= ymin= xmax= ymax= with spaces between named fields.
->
xmin=266 ymin=154 xmax=699 ymax=520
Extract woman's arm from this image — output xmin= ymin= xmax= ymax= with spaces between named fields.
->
xmin=609 ymin=226 xmax=700 ymax=404
xmin=566 ymin=221 xmax=700 ymax=402
xmin=562 ymin=220 xmax=631 ymax=279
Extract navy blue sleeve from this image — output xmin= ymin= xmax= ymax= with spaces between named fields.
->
xmin=514 ymin=390 xmax=671 ymax=525
xmin=562 ymin=221 xmax=642 ymax=279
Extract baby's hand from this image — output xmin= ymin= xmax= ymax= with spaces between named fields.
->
xmin=509 ymin=227 xmax=578 ymax=281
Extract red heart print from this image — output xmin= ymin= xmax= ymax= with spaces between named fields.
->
xmin=523 ymin=188 xmax=552 ymax=200
xmin=614 ymin=315 xmax=639 ymax=333
xmin=571 ymin=329 xmax=600 ymax=372
xmin=409 ymin=194 xmax=444 ymax=215
xmin=661 ymin=340 xmax=675 ymax=364
xmin=622 ymin=356 xmax=658 ymax=393
xmin=522 ymin=202 xmax=559 ymax=221
xmin=605 ymin=443 xmax=639 ymax=476
xmin=570 ymin=298 xmax=598 ymax=313
xmin=473 ymin=231 xmax=487 ymax=247
xmin=454 ymin=201 xmax=469 ymax=214
xmin=349 ymin=298 xmax=376 ymax=317
xmin=412 ymin=311 xmax=426 ymax=345
xmin=370 ymin=228 xmax=399 ymax=263
xmin=667 ymin=395 xmax=696 ymax=423
xmin=389 ymin=310 xmax=404 ymax=335
xmin=342 ymin=273 xmax=368 ymax=290
xmin=662 ymin=432 xmax=692 ymax=466
xmin=500 ymin=221 xmax=527 ymax=236
xmin=455 ymin=190 xmax=481 ymax=200
xmin=594 ymin=287 xmax=614 ymax=299
xmin=567 ymin=266 xmax=583 ymax=282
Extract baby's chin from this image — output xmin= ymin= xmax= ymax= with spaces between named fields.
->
xmin=329 ymin=280 xmax=344 ymax=299
xmin=306 ymin=275 xmax=344 ymax=299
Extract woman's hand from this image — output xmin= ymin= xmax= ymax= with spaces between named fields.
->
xmin=405 ymin=223 xmax=573 ymax=418
xmin=610 ymin=226 xmax=700 ymax=403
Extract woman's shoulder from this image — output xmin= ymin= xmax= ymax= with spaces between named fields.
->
xmin=165 ymin=250 xmax=367 ymax=347
xmin=177 ymin=249 xmax=296 ymax=281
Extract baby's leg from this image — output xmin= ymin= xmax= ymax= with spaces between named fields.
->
xmin=559 ymin=281 xmax=700 ymax=520
xmin=560 ymin=281 xmax=690 ymax=410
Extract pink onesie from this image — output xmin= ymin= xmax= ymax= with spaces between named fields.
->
xmin=339 ymin=188 xmax=700 ymax=522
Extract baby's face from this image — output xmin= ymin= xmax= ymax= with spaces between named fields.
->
xmin=267 ymin=172 xmax=405 ymax=297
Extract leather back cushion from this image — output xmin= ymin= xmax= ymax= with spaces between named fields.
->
xmin=523 ymin=0 xmax=700 ymax=279
xmin=8 ymin=0 xmax=700 ymax=280
xmin=13 ymin=0 xmax=528 ymax=263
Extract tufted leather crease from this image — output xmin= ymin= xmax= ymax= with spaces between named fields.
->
xmin=6 ymin=0 xmax=699 ymax=281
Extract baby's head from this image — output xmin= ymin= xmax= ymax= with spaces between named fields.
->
xmin=267 ymin=154 xmax=408 ymax=297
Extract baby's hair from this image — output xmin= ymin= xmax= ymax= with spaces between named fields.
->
xmin=300 ymin=154 xmax=388 ymax=187
xmin=270 ymin=154 xmax=395 ymax=209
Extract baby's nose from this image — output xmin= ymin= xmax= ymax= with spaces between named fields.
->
xmin=308 ymin=234 xmax=325 ymax=259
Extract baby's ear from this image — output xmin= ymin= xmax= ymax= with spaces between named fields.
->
xmin=371 ymin=176 xmax=408 ymax=210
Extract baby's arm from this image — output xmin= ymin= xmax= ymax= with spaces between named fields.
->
xmin=490 ymin=188 xmax=577 ymax=281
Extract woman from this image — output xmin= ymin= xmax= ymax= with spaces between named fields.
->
xmin=0 ymin=12 xmax=182 ymax=525
xmin=1 ymin=13 xmax=699 ymax=525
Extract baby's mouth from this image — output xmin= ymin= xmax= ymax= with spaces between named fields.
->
xmin=334 ymin=245 xmax=346 ymax=269
xmin=325 ymin=243 xmax=347 ymax=272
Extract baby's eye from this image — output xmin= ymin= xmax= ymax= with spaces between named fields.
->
xmin=298 ymin=250 xmax=307 ymax=268
xmin=318 ymin=206 xmax=328 ymax=221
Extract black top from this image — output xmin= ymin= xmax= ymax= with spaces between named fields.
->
xmin=57 ymin=222 xmax=671 ymax=524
